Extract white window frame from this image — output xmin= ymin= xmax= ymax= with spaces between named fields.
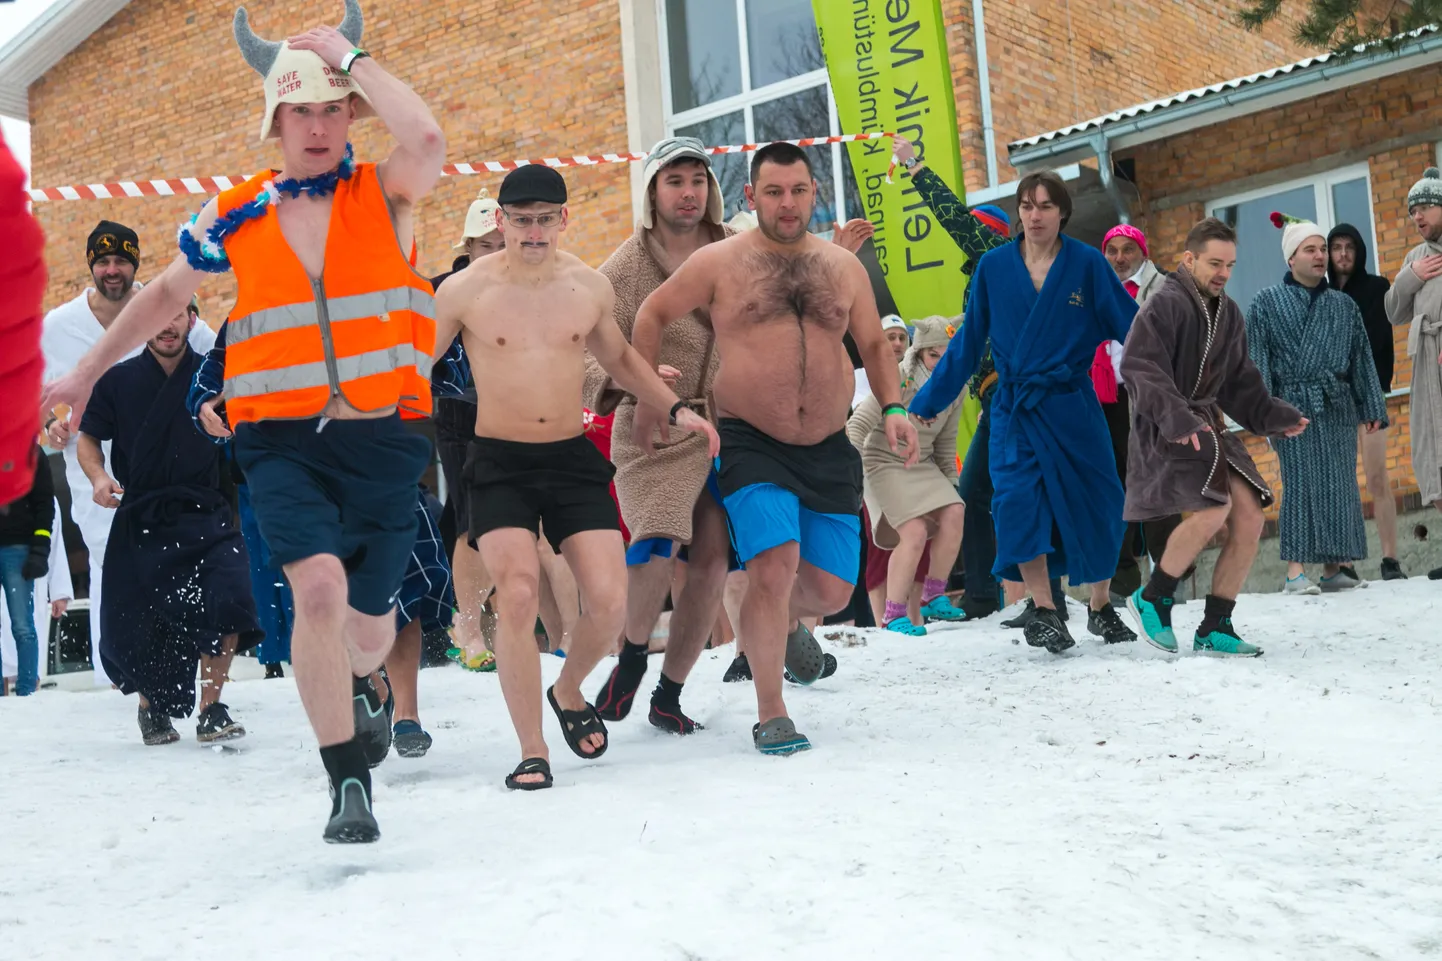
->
xmin=656 ymin=0 xmax=849 ymax=227
xmin=1208 ymin=162 xmax=1379 ymax=270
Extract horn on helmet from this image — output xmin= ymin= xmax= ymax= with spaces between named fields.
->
xmin=337 ymin=0 xmax=364 ymax=45
xmin=233 ymin=7 xmax=282 ymax=76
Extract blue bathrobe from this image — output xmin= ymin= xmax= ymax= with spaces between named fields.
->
xmin=911 ymin=236 xmax=1137 ymax=584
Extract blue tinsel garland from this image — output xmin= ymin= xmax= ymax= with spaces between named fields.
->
xmin=178 ymin=143 xmax=356 ymax=273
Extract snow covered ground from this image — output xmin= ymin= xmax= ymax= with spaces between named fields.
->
xmin=3 ymin=581 xmax=1441 ymax=961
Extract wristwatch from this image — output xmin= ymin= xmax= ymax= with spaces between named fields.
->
xmin=340 ymin=48 xmax=370 ymax=73
xmin=901 ymin=156 xmax=920 ymax=170
xmin=668 ymin=400 xmax=687 ymax=425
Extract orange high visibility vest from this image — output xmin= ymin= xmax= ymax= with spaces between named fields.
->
xmin=219 ymin=163 xmax=435 ymax=425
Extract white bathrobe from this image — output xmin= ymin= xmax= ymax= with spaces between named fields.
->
xmin=0 ymin=500 xmax=72 ymax=683
xmin=41 ymin=288 xmax=215 ymax=682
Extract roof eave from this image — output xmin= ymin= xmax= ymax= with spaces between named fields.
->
xmin=0 ymin=0 xmax=132 ymax=122
xmin=1009 ymin=33 xmax=1442 ymax=171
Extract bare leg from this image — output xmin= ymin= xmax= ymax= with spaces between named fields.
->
xmin=741 ymin=544 xmax=802 ymax=723
xmin=724 ymin=570 xmax=748 ymax=659
xmin=1360 ymin=425 xmax=1398 ymax=558
xmin=1212 ymin=476 xmax=1265 ymax=599
xmin=478 ymin=529 xmax=547 ymax=773
xmin=624 ymin=554 xmax=677 ymax=650
xmin=661 ymin=495 xmax=731 ymax=683
xmin=885 ymin=518 xmax=928 ymax=613
xmin=1017 ymin=556 xmax=1055 ymax=610
xmin=555 ymin=529 xmax=628 ymax=752
xmin=907 ymin=582 xmax=923 ymax=624
xmin=924 ymin=505 xmax=965 ymax=585
xmin=1003 ymin=580 xmax=1026 ymax=605
xmin=451 ymin=537 xmax=492 ymax=659
xmin=1087 ymin=579 xmax=1115 ymax=611
xmin=1322 ymin=563 xmax=1342 ymax=578
xmin=536 ymin=536 xmax=579 ymax=654
xmin=867 ymin=584 xmax=886 ymax=625
xmin=1156 ymin=504 xmax=1230 ymax=581
xmin=286 ymin=555 xmax=396 ymax=747
xmin=387 ymin=619 xmax=422 ymax=724
xmin=198 ymin=633 xmax=239 ymax=711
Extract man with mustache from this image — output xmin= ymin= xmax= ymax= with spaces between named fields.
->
xmin=41 ymin=222 xmax=216 ymax=684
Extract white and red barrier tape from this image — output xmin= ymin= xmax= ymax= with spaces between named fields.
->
xmin=27 ymin=132 xmax=898 ymax=203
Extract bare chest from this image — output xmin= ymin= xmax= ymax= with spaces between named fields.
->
xmin=275 ymin=198 xmax=334 ymax=278
xmin=1027 ymin=258 xmax=1054 ymax=293
xmin=464 ymin=284 xmax=597 ymax=358
xmin=714 ymin=249 xmax=850 ymax=337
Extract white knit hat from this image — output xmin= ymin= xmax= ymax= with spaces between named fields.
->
xmin=1408 ymin=166 xmax=1442 ymax=211
xmin=453 ymin=189 xmax=501 ymax=249
xmin=1271 ymin=211 xmax=1324 ymax=263
xmin=234 ymin=1 xmax=375 ymax=142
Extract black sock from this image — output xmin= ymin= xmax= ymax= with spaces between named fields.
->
xmin=1197 ymin=595 xmax=1236 ymax=637
xmin=1142 ymin=567 xmax=1180 ymax=603
xmin=618 ymin=640 xmax=650 ymax=667
xmin=652 ymin=673 xmax=684 ymax=709
xmin=320 ymin=739 xmax=371 ymax=813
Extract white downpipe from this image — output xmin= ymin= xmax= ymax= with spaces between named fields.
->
xmin=972 ymin=0 xmax=998 ymax=189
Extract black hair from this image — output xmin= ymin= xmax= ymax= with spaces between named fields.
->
xmin=749 ymin=142 xmax=814 ymax=186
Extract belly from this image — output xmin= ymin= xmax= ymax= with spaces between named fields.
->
xmin=713 ymin=333 xmax=853 ymax=445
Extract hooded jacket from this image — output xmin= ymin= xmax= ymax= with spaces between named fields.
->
xmin=1327 ymin=224 xmax=1394 ymax=392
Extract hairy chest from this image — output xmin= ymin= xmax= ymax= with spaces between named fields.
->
xmin=714 ymin=251 xmax=850 ymax=336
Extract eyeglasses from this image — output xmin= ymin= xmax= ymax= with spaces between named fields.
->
xmin=502 ymin=210 xmax=562 ymax=228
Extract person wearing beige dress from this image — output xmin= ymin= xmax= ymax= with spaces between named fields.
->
xmin=847 ymin=316 xmax=967 ymax=635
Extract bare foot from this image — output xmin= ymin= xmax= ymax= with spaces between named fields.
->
xmin=551 ymin=683 xmax=606 ymax=755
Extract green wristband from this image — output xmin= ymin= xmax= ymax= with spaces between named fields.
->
xmin=882 ymin=404 xmax=908 ymax=417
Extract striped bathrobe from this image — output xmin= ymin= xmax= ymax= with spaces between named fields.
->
xmin=1246 ymin=278 xmax=1388 ymax=564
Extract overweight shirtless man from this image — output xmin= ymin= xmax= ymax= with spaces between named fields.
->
xmin=632 ymin=142 xmax=918 ymax=755
xmin=432 ymin=164 xmax=718 ymax=790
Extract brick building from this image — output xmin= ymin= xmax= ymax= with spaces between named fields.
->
xmin=0 ymin=0 xmax=1321 ymax=318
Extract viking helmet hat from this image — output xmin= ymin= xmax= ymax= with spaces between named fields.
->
xmin=234 ymin=0 xmax=374 ymax=141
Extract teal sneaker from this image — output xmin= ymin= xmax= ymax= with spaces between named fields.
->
xmin=885 ymin=616 xmax=928 ymax=637
xmin=1127 ymin=588 xmax=1177 ymax=653
xmin=919 ymin=594 xmax=967 ymax=622
xmin=1194 ymin=618 xmax=1263 ymax=657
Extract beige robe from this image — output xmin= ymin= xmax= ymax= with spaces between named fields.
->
xmin=1385 ymin=241 xmax=1442 ymax=504
xmin=845 ymin=365 xmax=964 ymax=550
xmin=584 ymin=222 xmax=735 ymax=544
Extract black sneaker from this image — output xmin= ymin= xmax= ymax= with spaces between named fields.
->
xmin=1380 ymin=557 xmax=1407 ymax=580
xmin=138 ymin=705 xmax=181 ymax=746
xmin=392 ymin=720 xmax=432 ymax=758
xmin=648 ymin=698 xmax=704 ymax=735
xmin=264 ymin=662 xmax=285 ymax=679
xmin=324 ymin=777 xmax=380 ymax=844
xmin=1002 ymin=597 xmax=1069 ymax=629
xmin=594 ymin=650 xmax=648 ymax=722
xmin=1430 ymin=566 xmax=1442 ymax=581
xmin=353 ymin=676 xmax=392 ymax=768
xmin=1087 ymin=603 xmax=1136 ymax=644
xmin=722 ymin=653 xmax=752 ymax=683
xmin=196 ymin=702 xmax=246 ymax=743
xmin=1023 ymin=607 xmax=1075 ymax=654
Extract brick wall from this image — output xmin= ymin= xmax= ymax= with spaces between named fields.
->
xmin=29 ymin=0 xmax=633 ymax=326
xmin=937 ymin=0 xmax=1320 ymax=194
xmin=1122 ymin=64 xmax=1442 ymax=515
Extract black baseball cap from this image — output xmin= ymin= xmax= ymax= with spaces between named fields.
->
xmin=498 ymin=165 xmax=568 ymax=206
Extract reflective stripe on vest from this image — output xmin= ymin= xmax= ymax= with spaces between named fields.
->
xmin=226 ymin=344 xmax=434 ymax=399
xmin=227 ymin=286 xmax=435 ymax=346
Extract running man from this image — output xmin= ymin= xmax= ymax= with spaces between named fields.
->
xmin=631 ymin=142 xmax=918 ymax=755
xmin=42 ymin=0 xmax=445 ymax=843
xmin=432 ymin=163 xmax=717 ymax=791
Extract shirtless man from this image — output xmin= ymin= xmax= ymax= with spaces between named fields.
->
xmin=42 ymin=0 xmax=445 ymax=843
xmin=631 ymin=142 xmax=918 ymax=755
xmin=432 ymin=164 xmax=717 ymax=790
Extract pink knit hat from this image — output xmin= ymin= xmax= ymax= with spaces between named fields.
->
xmin=1103 ymin=223 xmax=1148 ymax=258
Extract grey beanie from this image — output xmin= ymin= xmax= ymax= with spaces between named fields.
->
xmin=1408 ymin=166 xmax=1442 ymax=211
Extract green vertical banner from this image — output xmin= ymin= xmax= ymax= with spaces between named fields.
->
xmin=812 ymin=0 xmax=967 ymax=321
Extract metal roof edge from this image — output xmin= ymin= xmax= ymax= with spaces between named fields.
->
xmin=1008 ymin=28 xmax=1442 ymax=169
xmin=0 ymin=0 xmax=132 ymax=122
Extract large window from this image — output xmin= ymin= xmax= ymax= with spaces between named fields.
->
xmin=661 ymin=0 xmax=860 ymax=232
xmin=1210 ymin=165 xmax=1377 ymax=313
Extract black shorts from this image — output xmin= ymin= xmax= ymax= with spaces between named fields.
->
xmin=434 ymin=397 xmax=476 ymax=538
xmin=464 ymin=434 xmax=619 ymax=552
xmin=232 ymin=415 xmax=430 ymax=617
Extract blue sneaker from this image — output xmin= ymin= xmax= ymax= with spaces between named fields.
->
xmin=1194 ymin=618 xmax=1263 ymax=657
xmin=392 ymin=720 xmax=432 ymax=758
xmin=919 ymin=594 xmax=967 ymax=622
xmin=1127 ymin=588 xmax=1177 ymax=653
xmin=885 ymin=615 xmax=928 ymax=637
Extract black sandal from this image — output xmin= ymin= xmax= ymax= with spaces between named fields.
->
xmin=546 ymin=686 xmax=609 ymax=760
xmin=504 ymin=757 xmax=553 ymax=791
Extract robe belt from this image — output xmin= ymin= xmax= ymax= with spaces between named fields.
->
xmin=114 ymin=485 xmax=228 ymax=545
xmin=1276 ymin=372 xmax=1348 ymax=416
xmin=1407 ymin=315 xmax=1442 ymax=357
xmin=995 ymin=365 xmax=1087 ymax=463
